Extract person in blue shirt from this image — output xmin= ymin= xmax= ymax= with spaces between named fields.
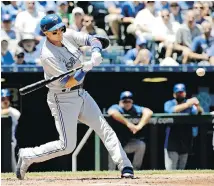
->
xmin=155 ymin=1 xmax=170 ymax=12
xmin=185 ymin=21 xmax=214 ymax=65
xmin=4 ymin=1 xmax=25 ymax=23
xmin=191 ymin=21 xmax=214 ymax=60
xmin=164 ymin=83 xmax=203 ymax=170
xmin=1 ymin=14 xmax=17 ymax=40
xmin=123 ymin=37 xmax=152 ymax=65
xmin=169 ymin=2 xmax=183 ymax=24
xmin=121 ymin=1 xmax=144 ymax=24
xmin=1 ymin=38 xmax=14 ymax=65
xmin=193 ymin=2 xmax=206 ymax=25
xmin=108 ymin=91 xmax=153 ymax=170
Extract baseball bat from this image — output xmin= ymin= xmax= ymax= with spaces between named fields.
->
xmin=19 ymin=65 xmax=83 ymax=95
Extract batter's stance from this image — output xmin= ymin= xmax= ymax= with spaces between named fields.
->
xmin=16 ymin=14 xmax=133 ymax=180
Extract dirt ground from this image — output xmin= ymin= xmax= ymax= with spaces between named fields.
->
xmin=2 ymin=171 xmax=214 ymax=186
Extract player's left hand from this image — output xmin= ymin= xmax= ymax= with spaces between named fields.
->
xmin=91 ymin=51 xmax=103 ymax=66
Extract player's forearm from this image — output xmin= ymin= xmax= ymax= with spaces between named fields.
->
xmin=137 ymin=109 xmax=153 ymax=129
xmin=173 ymin=103 xmax=190 ymax=113
xmin=86 ymin=35 xmax=102 ymax=53
xmin=109 ymin=111 xmax=130 ymax=126
xmin=60 ymin=70 xmax=86 ymax=88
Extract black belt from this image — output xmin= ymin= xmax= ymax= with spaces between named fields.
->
xmin=62 ymin=84 xmax=83 ymax=92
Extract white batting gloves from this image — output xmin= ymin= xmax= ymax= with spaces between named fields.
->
xmin=91 ymin=51 xmax=103 ymax=66
xmin=82 ymin=60 xmax=93 ymax=72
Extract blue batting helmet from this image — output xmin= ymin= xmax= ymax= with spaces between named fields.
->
xmin=173 ymin=83 xmax=186 ymax=93
xmin=120 ymin=91 xmax=133 ymax=100
xmin=1 ymin=89 xmax=11 ymax=97
xmin=40 ymin=14 xmax=66 ymax=33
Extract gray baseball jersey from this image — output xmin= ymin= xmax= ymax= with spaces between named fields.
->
xmin=41 ymin=29 xmax=86 ymax=90
xmin=21 ymin=29 xmax=132 ymax=171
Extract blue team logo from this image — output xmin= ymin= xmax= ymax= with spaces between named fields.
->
xmin=66 ymin=57 xmax=76 ymax=70
xmin=61 ymin=49 xmax=82 ymax=70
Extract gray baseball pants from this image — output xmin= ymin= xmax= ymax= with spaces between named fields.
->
xmin=22 ymin=88 xmax=132 ymax=171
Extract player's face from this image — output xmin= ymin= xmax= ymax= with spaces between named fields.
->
xmin=45 ymin=28 xmax=64 ymax=42
xmin=1 ymin=97 xmax=10 ymax=109
xmin=122 ymin=99 xmax=133 ymax=110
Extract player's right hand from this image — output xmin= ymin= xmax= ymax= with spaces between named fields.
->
xmin=82 ymin=61 xmax=93 ymax=72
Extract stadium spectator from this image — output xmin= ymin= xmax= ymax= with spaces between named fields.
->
xmin=104 ymin=1 xmax=123 ymax=39
xmin=1 ymin=89 xmax=21 ymax=172
xmin=202 ymin=2 xmax=212 ymax=17
xmin=14 ymin=1 xmax=45 ymax=35
xmin=1 ymin=38 xmax=14 ymax=65
xmin=154 ymin=9 xmax=181 ymax=58
xmin=164 ymin=83 xmax=203 ymax=170
xmin=1 ymin=14 xmax=19 ymax=40
xmin=108 ymin=91 xmax=153 ymax=170
xmin=70 ymin=7 xmax=84 ymax=32
xmin=81 ymin=14 xmax=108 ymax=37
xmin=193 ymin=2 xmax=206 ymax=25
xmin=120 ymin=1 xmax=145 ymax=47
xmin=166 ymin=10 xmax=202 ymax=64
xmin=155 ymin=9 xmax=180 ymax=43
xmin=123 ymin=37 xmax=151 ymax=65
xmin=155 ymin=1 xmax=170 ymax=13
xmin=177 ymin=1 xmax=194 ymax=10
xmin=190 ymin=21 xmax=214 ymax=65
xmin=132 ymin=1 xmax=157 ymax=34
xmin=169 ymin=2 xmax=183 ymax=24
xmin=88 ymin=2 xmax=108 ymax=29
xmin=35 ymin=1 xmax=56 ymax=13
xmin=57 ymin=1 xmax=72 ymax=26
xmin=18 ymin=33 xmax=40 ymax=65
xmin=121 ymin=1 xmax=144 ymax=24
xmin=3 ymin=1 xmax=24 ymax=23
xmin=175 ymin=10 xmax=202 ymax=49
xmin=211 ymin=12 xmax=214 ymax=37
xmin=1 ymin=2 xmax=6 ymax=19
xmin=13 ymin=48 xmax=26 ymax=65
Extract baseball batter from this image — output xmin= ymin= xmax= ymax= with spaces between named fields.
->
xmin=16 ymin=14 xmax=133 ymax=179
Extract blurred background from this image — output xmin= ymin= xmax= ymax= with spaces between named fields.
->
xmin=1 ymin=1 xmax=214 ymax=173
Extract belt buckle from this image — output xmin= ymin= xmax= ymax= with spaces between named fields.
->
xmin=62 ymin=88 xmax=69 ymax=93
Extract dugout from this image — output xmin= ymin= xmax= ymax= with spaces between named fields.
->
xmin=1 ymin=66 xmax=214 ymax=171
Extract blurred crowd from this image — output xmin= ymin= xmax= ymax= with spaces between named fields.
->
xmin=1 ymin=1 xmax=214 ymax=66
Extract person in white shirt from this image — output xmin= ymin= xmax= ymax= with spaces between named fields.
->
xmin=153 ymin=9 xmax=181 ymax=58
xmin=134 ymin=1 xmax=157 ymax=34
xmin=1 ymin=89 xmax=21 ymax=172
xmin=70 ymin=7 xmax=85 ymax=32
xmin=15 ymin=1 xmax=45 ymax=35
